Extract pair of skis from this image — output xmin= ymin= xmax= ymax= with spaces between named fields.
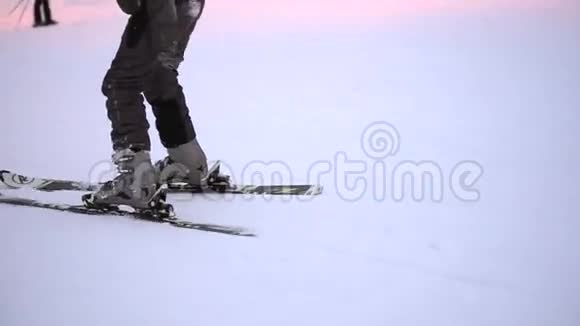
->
xmin=0 ymin=162 xmax=323 ymax=237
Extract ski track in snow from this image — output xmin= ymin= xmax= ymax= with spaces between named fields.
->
xmin=1 ymin=6 xmax=579 ymax=326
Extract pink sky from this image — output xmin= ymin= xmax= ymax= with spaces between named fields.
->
xmin=0 ymin=0 xmax=577 ymax=31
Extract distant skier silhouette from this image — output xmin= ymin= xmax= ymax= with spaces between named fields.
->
xmin=33 ymin=0 xmax=57 ymax=27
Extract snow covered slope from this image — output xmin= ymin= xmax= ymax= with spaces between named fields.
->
xmin=1 ymin=4 xmax=579 ymax=326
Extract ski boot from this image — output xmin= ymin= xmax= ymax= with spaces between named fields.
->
xmin=155 ymin=139 xmax=231 ymax=192
xmin=158 ymin=139 xmax=208 ymax=186
xmin=82 ymin=148 xmax=174 ymax=218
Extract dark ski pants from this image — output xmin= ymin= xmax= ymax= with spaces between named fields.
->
xmin=102 ymin=0 xmax=205 ymax=151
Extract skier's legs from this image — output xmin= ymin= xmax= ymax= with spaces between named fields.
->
xmin=89 ymin=12 xmax=160 ymax=209
xmin=33 ymin=0 xmax=42 ymax=25
xmin=43 ymin=0 xmax=53 ymax=22
xmin=144 ymin=0 xmax=208 ymax=185
xmin=144 ymin=0 xmax=205 ymax=149
xmin=102 ymin=13 xmax=152 ymax=151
